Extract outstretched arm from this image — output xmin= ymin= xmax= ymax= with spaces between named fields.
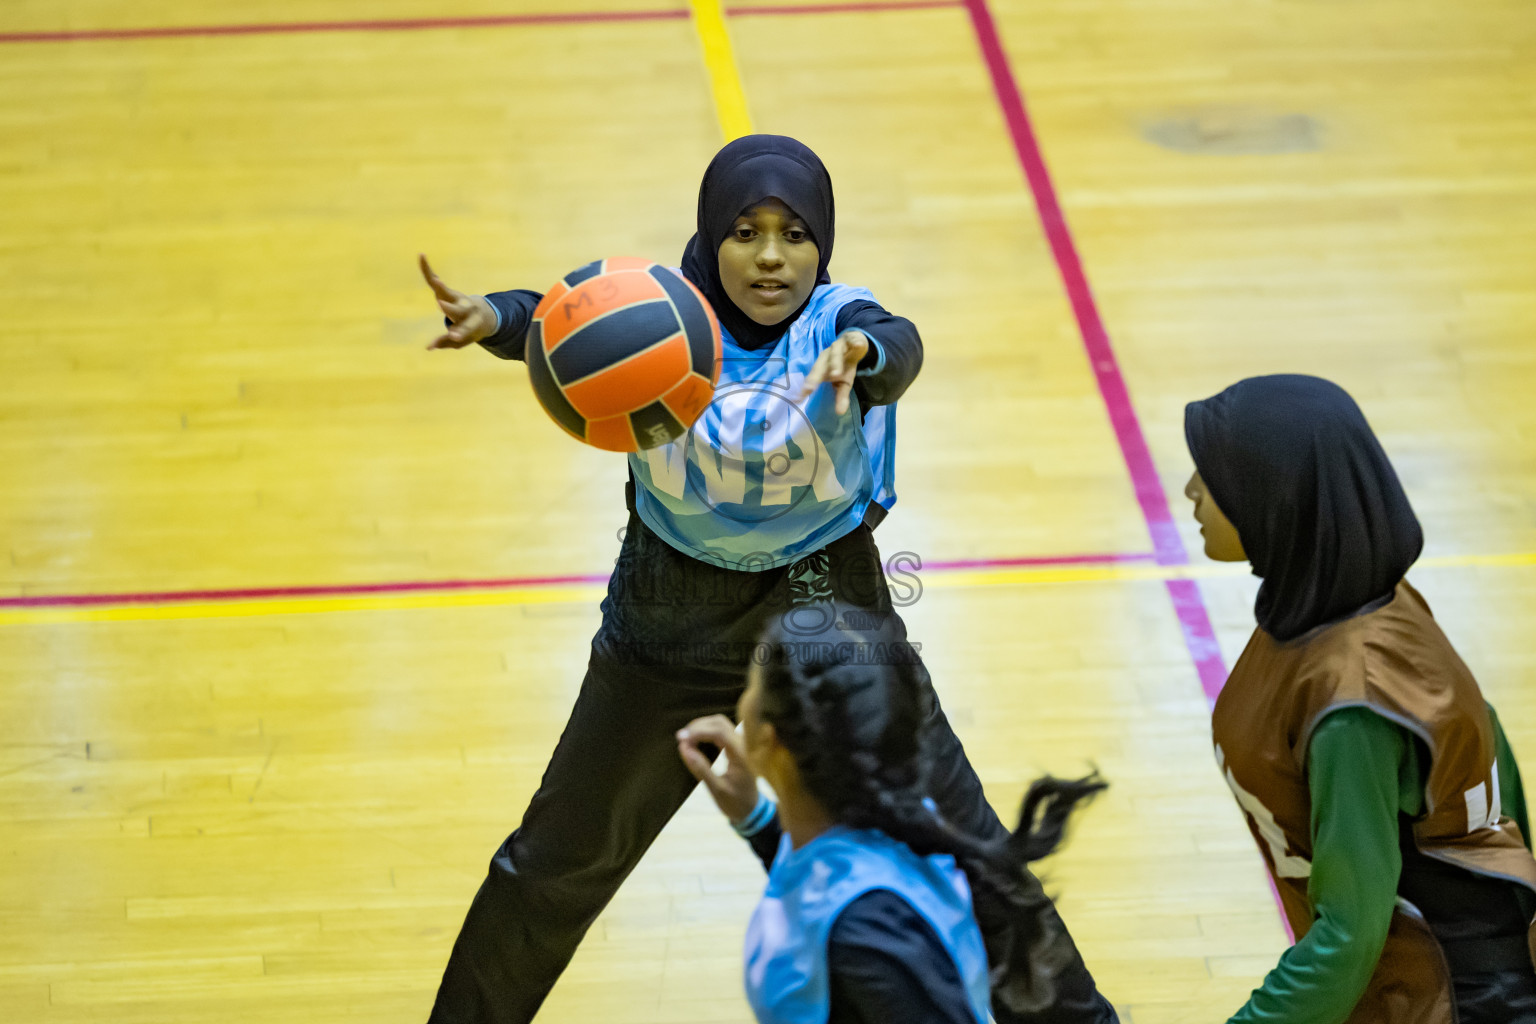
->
xmin=476 ymin=290 xmax=544 ymax=361
xmin=798 ymin=301 xmax=923 ymax=416
xmin=838 ymin=300 xmax=923 ymax=408
xmin=418 ymin=254 xmax=542 ymax=360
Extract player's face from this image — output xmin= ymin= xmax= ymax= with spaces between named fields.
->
xmin=717 ymin=198 xmax=820 ymax=327
xmin=1185 ymin=470 xmax=1247 ymax=562
xmin=738 ymin=661 xmax=799 ymax=793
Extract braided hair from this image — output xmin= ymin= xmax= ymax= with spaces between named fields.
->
xmin=754 ymin=611 xmax=1105 ymax=1015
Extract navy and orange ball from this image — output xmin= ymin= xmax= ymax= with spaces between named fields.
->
xmin=526 ymin=258 xmax=722 ymax=452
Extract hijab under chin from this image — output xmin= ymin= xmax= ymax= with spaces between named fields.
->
xmin=679 ymin=134 xmax=834 ymax=352
xmin=1184 ymin=374 xmax=1423 ymax=642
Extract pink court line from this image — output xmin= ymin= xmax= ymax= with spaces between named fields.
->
xmin=960 ymin=0 xmax=1229 ymax=703
xmin=0 ymin=551 xmax=1152 ymax=609
xmin=0 ymin=573 xmax=611 ymax=609
xmin=0 ymin=1 xmax=957 ymax=44
xmin=0 ymin=9 xmax=685 ymax=43
xmin=922 ymin=552 xmax=1153 ymax=572
xmin=1 ymin=0 xmax=1232 ymax=700
xmin=966 ymin=0 xmax=1284 ymax=941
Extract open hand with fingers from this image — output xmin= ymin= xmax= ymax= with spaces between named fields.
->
xmin=798 ymin=329 xmax=870 ymax=416
xmin=676 ymin=715 xmax=760 ymax=826
xmin=420 ymin=254 xmax=498 ymax=350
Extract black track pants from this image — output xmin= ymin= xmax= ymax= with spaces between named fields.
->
xmin=427 ymin=512 xmax=1117 ymax=1024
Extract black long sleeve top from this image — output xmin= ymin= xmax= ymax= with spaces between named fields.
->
xmin=746 ymin=816 xmax=979 ymax=1024
xmin=476 ymin=288 xmax=923 ymax=408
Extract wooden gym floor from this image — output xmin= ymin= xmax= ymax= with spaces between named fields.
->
xmin=2 ymin=0 xmax=1534 ymax=1021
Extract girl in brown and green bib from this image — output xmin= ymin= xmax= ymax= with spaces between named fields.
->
xmin=1183 ymin=374 xmax=1536 ymax=1024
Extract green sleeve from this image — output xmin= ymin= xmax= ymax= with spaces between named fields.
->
xmin=1487 ymin=702 xmax=1531 ymax=850
xmin=1227 ymin=708 xmax=1413 ymax=1024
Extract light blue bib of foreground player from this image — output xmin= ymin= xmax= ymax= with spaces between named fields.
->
xmin=744 ymin=827 xmax=992 ymax=1024
xmin=629 ymin=283 xmax=898 ymax=571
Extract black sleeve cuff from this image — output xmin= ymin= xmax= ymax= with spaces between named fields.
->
xmin=746 ymin=815 xmax=784 ymax=872
xmin=835 ymin=299 xmax=923 ymax=407
xmin=477 ymin=289 xmax=543 ymax=362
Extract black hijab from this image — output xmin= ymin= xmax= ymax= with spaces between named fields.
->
xmin=679 ymin=135 xmax=834 ymax=351
xmin=1184 ymin=375 xmax=1423 ymax=642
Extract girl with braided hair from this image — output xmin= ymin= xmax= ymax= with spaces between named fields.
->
xmin=677 ymin=614 xmax=1106 ymax=1024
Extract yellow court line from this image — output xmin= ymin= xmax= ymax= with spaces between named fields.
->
xmin=1419 ymin=551 xmax=1536 ymax=569
xmin=690 ymin=0 xmax=754 ymax=141
xmin=4 ymin=555 xmax=1535 ymax=626
xmin=920 ymin=562 xmax=1250 ymax=591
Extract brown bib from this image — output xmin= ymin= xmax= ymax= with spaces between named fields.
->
xmin=1212 ymin=581 xmax=1536 ymax=1023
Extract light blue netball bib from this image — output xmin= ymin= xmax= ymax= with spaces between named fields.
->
xmin=629 ymin=282 xmax=898 ymax=571
xmin=743 ymin=827 xmax=992 ymax=1024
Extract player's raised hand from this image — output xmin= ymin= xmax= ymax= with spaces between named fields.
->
xmin=420 ymin=254 xmax=496 ymax=350
xmin=798 ymin=329 xmax=869 ymax=416
xmin=676 ymin=715 xmax=759 ymax=825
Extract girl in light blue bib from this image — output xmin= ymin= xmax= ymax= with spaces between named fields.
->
xmin=678 ymin=614 xmax=1108 ymax=1024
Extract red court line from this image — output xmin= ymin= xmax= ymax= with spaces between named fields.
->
xmin=961 ymin=0 xmax=1229 ymax=702
xmin=922 ymin=552 xmax=1153 ymax=572
xmin=0 ymin=573 xmax=612 ymax=609
xmin=0 ymin=9 xmax=686 ymax=43
xmin=0 ymin=551 xmax=1153 ymax=608
xmin=0 ymin=1 xmax=957 ymax=44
